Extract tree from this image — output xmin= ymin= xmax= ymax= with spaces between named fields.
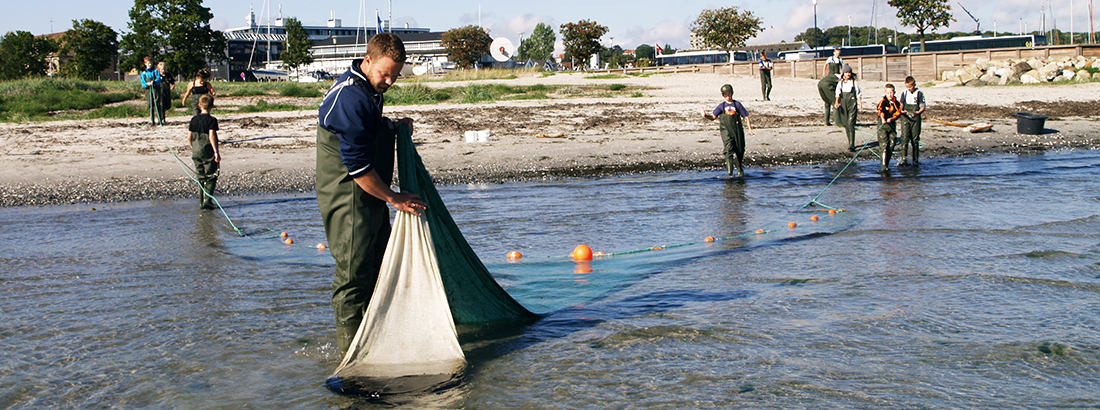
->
xmin=119 ymin=0 xmax=227 ymax=78
xmin=440 ymin=25 xmax=492 ymax=69
xmin=691 ymin=6 xmax=763 ymax=56
xmin=888 ymin=0 xmax=955 ymax=52
xmin=661 ymin=44 xmax=677 ymax=55
xmin=560 ymin=20 xmax=607 ymax=69
xmin=518 ymin=22 xmax=555 ymax=61
xmin=280 ymin=17 xmax=313 ymax=73
xmin=0 ymin=31 xmax=57 ymax=80
xmin=59 ymin=19 xmax=119 ymax=80
xmin=794 ymin=27 xmax=828 ymax=47
xmin=634 ymin=44 xmax=655 ymax=60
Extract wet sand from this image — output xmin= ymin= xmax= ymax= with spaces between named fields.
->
xmin=1 ymin=72 xmax=1097 ymax=206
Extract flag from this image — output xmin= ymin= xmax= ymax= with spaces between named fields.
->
xmin=376 ymin=9 xmax=383 ymax=34
xmin=655 ymin=43 xmax=663 ymax=55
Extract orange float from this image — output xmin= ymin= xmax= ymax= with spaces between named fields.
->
xmin=571 ymin=244 xmax=593 ymax=262
xmin=507 ymin=251 xmax=523 ymax=260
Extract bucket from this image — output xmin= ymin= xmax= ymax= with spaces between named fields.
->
xmin=1015 ymin=112 xmax=1047 ymax=135
xmin=464 ymin=131 xmax=476 ymax=143
xmin=477 ymin=130 xmax=490 ymax=142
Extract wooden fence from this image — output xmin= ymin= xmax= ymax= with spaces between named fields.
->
xmin=601 ymin=44 xmax=1100 ymax=82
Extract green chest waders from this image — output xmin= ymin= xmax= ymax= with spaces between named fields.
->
xmin=719 ymin=113 xmax=746 ymax=177
xmin=190 ymin=131 xmax=219 ymax=208
xmin=760 ymin=69 xmax=772 ymax=101
xmin=316 ymin=123 xmax=398 ymax=355
xmin=839 ymin=88 xmax=858 ymax=150
xmin=877 ymin=111 xmax=898 ymax=171
xmin=900 ymin=102 xmax=922 ymax=164
xmin=190 ymin=94 xmax=207 ymax=116
xmin=817 ymin=75 xmax=839 ymax=126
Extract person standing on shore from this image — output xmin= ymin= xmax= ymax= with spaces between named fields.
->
xmin=834 ymin=64 xmax=862 ymax=152
xmin=703 ymin=84 xmax=756 ymax=177
xmin=898 ymin=76 xmax=926 ymax=166
xmin=180 ymin=68 xmax=216 ymax=116
xmin=817 ymin=48 xmax=844 ymax=126
xmin=156 ymin=61 xmax=175 ymax=124
xmin=316 ymin=33 xmax=427 ymax=356
xmin=139 ymin=57 xmax=163 ymax=126
xmin=876 ymin=84 xmax=902 ymax=172
xmin=759 ymin=54 xmax=773 ymax=101
xmin=187 ymin=94 xmax=220 ymax=209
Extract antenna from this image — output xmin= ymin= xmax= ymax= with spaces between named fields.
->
xmin=489 ymin=37 xmax=515 ymax=62
xmin=958 ymin=2 xmax=981 ymax=34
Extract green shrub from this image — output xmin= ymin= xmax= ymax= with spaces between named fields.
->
xmin=279 ymin=83 xmax=323 ymax=98
xmin=458 ymin=84 xmax=495 ymax=103
xmin=609 ymin=83 xmax=627 ymax=91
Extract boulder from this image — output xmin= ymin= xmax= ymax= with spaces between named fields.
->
xmin=963 ymin=65 xmax=984 ymax=78
xmin=1062 ymin=70 xmax=1076 ymax=80
xmin=956 ymin=70 xmax=979 ymax=85
xmin=1012 ymin=61 xmax=1032 ymax=74
xmin=941 ymin=70 xmax=957 ymax=82
xmin=1076 ymin=70 xmax=1092 ymax=81
xmin=979 ymin=72 xmax=999 ymax=84
xmin=999 ymin=73 xmax=1021 ymax=85
xmin=1020 ymin=73 xmax=1042 ymax=84
xmin=994 ymin=67 xmax=1014 ymax=78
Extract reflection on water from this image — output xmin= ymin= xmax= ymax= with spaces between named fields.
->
xmin=2 ymin=151 xmax=1099 ymax=408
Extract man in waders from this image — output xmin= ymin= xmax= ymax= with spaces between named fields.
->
xmin=316 ymin=33 xmax=427 ymax=356
xmin=703 ymin=84 xmax=756 ymax=177
xmin=759 ymin=54 xmax=773 ymax=101
xmin=817 ymin=48 xmax=843 ymax=126
xmin=898 ymin=76 xmax=926 ymax=166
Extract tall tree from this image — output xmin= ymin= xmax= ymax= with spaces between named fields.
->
xmin=59 ymin=19 xmax=119 ymax=80
xmin=440 ymin=25 xmax=492 ymax=69
xmin=888 ymin=0 xmax=955 ymax=52
xmin=118 ymin=0 xmax=227 ymax=77
xmin=518 ymin=22 xmax=555 ymax=61
xmin=0 ymin=31 xmax=57 ymax=80
xmin=634 ymin=44 xmax=655 ymax=60
xmin=560 ymin=20 xmax=607 ymax=69
xmin=280 ymin=17 xmax=313 ymax=74
xmin=691 ymin=6 xmax=763 ymax=57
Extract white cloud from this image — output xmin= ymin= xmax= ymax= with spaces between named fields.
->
xmin=622 ymin=20 xmax=692 ymax=49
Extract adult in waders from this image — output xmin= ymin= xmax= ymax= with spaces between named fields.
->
xmin=898 ymin=76 xmax=926 ymax=166
xmin=187 ymin=94 xmax=220 ymax=209
xmin=139 ymin=56 xmax=163 ymax=126
xmin=180 ymin=68 xmax=216 ymax=116
xmin=834 ymin=65 xmax=862 ymax=152
xmin=316 ymin=33 xmax=426 ymax=356
xmin=816 ymin=48 xmax=843 ymax=126
xmin=703 ymin=84 xmax=756 ymax=177
xmin=759 ymin=55 xmax=773 ymax=101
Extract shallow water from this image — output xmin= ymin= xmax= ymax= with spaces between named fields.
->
xmin=2 ymin=150 xmax=1099 ymax=408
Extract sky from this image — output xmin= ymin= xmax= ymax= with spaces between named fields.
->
xmin=5 ymin=0 xmax=1098 ymax=51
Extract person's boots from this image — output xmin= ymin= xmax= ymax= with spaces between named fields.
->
xmin=201 ymin=178 xmax=217 ymax=209
xmin=912 ymin=146 xmax=920 ymax=166
xmin=725 ymin=158 xmax=734 ymax=176
xmin=824 ymin=104 xmax=832 ymax=126
xmin=735 ymin=158 xmax=745 ymax=177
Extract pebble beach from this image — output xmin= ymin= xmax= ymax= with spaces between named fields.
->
xmin=2 ymin=71 xmax=1098 ymax=206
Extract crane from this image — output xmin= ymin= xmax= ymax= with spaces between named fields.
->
xmin=957 ymin=2 xmax=981 ymax=34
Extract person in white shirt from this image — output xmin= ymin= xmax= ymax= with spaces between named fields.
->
xmin=897 ymin=76 xmax=927 ymax=166
xmin=759 ymin=55 xmax=774 ymax=101
xmin=834 ymin=64 xmax=862 ymax=152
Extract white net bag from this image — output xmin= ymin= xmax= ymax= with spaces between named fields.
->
xmin=332 ymin=210 xmax=466 ymax=380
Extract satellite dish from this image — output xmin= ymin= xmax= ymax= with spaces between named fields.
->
xmin=412 ymin=65 xmax=428 ymax=76
xmin=489 ymin=37 xmax=515 ymax=62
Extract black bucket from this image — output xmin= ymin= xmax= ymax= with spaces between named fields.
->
xmin=1016 ymin=112 xmax=1047 ymax=135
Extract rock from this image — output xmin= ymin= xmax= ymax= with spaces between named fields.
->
xmin=1020 ymin=73 xmax=1042 ymax=84
xmin=1062 ymin=69 xmax=1076 ymax=80
xmin=979 ymin=73 xmax=999 ymax=84
xmin=994 ymin=67 xmax=1014 ymax=78
xmin=1052 ymin=75 xmax=1066 ymax=82
xmin=941 ymin=70 xmax=957 ymax=82
xmin=957 ymin=70 xmax=979 ymax=85
xmin=1076 ymin=70 xmax=1092 ymax=81
xmin=999 ymin=73 xmax=1021 ymax=85
xmin=963 ymin=65 xmax=984 ymax=78
xmin=1012 ymin=61 xmax=1032 ymax=74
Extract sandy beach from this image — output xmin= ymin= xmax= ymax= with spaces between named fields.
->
xmin=1 ymin=71 xmax=1098 ymax=206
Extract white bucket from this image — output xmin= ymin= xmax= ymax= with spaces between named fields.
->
xmin=477 ymin=130 xmax=490 ymax=142
xmin=464 ymin=130 xmax=476 ymax=143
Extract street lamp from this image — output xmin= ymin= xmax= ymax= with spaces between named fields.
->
xmin=813 ymin=0 xmax=819 ymax=50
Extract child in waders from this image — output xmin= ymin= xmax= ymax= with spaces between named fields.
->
xmin=898 ymin=76 xmax=926 ymax=166
xmin=139 ymin=56 xmax=164 ymax=126
xmin=759 ymin=55 xmax=773 ymax=101
xmin=817 ymin=48 xmax=844 ymax=126
xmin=703 ymin=84 xmax=756 ymax=177
xmin=187 ymin=94 xmax=221 ymax=209
xmin=156 ymin=61 xmax=175 ymax=124
xmin=876 ymin=84 xmax=902 ymax=172
xmin=834 ymin=64 xmax=862 ymax=152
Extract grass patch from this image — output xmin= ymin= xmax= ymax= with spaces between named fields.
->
xmin=422 ymin=68 xmax=538 ymax=82
xmin=608 ymin=83 xmax=627 ymax=91
xmin=83 ymin=104 xmax=148 ymax=119
xmin=0 ymin=78 xmax=141 ymax=121
xmin=279 ymin=83 xmax=323 ymax=98
xmin=387 ymin=82 xmax=452 ymax=105
xmin=236 ymin=99 xmax=312 ymax=113
xmin=585 ymin=74 xmax=628 ymax=80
